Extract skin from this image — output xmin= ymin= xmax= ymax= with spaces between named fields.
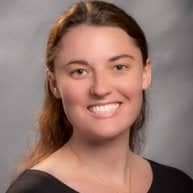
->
xmin=46 ymin=25 xmax=152 ymax=192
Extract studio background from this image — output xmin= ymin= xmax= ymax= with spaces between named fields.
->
xmin=0 ymin=0 xmax=192 ymax=192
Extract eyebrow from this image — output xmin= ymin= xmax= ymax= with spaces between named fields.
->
xmin=63 ymin=54 xmax=135 ymax=67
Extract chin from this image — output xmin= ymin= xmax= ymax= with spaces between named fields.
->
xmin=78 ymin=124 xmax=130 ymax=144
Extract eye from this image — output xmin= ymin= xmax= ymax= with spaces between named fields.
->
xmin=70 ymin=68 xmax=87 ymax=78
xmin=113 ymin=64 xmax=128 ymax=71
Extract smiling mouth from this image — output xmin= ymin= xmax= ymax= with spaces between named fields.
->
xmin=87 ymin=102 xmax=121 ymax=118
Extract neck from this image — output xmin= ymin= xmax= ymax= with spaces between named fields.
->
xmin=65 ymin=132 xmax=135 ymax=187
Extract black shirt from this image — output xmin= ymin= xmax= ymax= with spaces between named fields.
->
xmin=5 ymin=158 xmax=193 ymax=193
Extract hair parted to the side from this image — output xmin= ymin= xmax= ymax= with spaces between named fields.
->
xmin=17 ymin=0 xmax=149 ymax=174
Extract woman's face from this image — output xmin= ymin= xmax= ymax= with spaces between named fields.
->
xmin=48 ymin=25 xmax=151 ymax=143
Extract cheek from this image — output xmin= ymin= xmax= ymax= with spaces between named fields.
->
xmin=58 ymin=80 xmax=87 ymax=110
xmin=119 ymin=82 xmax=143 ymax=111
xmin=117 ymin=73 xmax=144 ymax=98
xmin=117 ymin=74 xmax=144 ymax=116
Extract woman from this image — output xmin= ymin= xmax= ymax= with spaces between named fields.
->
xmin=6 ymin=1 xmax=193 ymax=193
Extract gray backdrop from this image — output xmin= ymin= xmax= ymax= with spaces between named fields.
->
xmin=0 ymin=0 xmax=193 ymax=192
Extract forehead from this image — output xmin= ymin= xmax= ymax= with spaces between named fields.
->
xmin=56 ymin=25 xmax=142 ymax=64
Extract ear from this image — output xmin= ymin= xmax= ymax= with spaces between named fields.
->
xmin=142 ymin=58 xmax=152 ymax=90
xmin=46 ymin=69 xmax=61 ymax=98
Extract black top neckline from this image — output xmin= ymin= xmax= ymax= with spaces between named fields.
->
xmin=25 ymin=157 xmax=156 ymax=193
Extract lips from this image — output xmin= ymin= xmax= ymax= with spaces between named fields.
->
xmin=87 ymin=102 xmax=121 ymax=118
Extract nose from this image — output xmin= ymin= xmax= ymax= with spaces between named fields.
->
xmin=89 ymin=72 xmax=112 ymax=98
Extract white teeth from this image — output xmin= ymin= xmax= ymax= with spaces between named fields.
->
xmin=89 ymin=103 xmax=119 ymax=113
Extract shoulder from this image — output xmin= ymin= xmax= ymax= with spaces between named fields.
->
xmin=5 ymin=169 xmax=70 ymax=193
xmin=146 ymin=158 xmax=193 ymax=192
xmin=5 ymin=170 xmax=43 ymax=193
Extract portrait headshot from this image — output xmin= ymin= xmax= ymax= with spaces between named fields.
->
xmin=1 ymin=0 xmax=193 ymax=193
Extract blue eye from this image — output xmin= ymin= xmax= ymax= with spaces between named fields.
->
xmin=113 ymin=64 xmax=128 ymax=71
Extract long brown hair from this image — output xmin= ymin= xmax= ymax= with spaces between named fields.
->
xmin=17 ymin=0 xmax=149 ymax=174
